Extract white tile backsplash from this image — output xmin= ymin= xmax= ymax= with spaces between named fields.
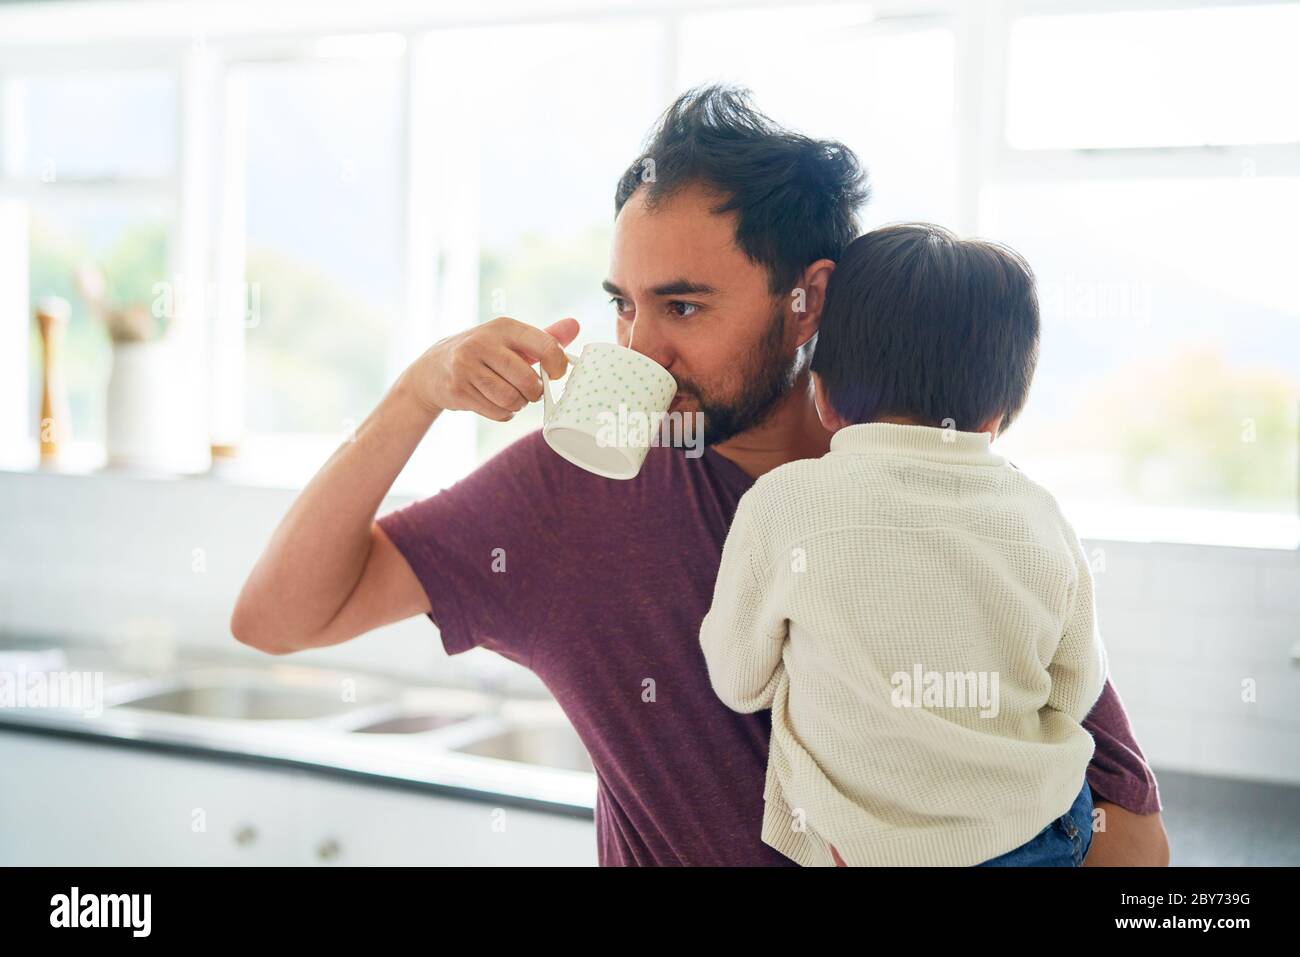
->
xmin=1186 ymin=715 xmax=1300 ymax=786
xmin=1259 ymin=565 xmax=1300 ymax=615
xmin=1 ymin=469 xmax=1297 ymax=786
xmin=1146 ymin=557 xmax=1261 ymax=613
xmin=1123 ymin=711 xmax=1200 ymax=769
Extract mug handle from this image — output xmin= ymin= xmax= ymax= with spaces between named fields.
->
xmin=539 ymin=349 xmax=583 ymax=421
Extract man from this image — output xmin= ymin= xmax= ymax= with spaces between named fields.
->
xmin=232 ymin=86 xmax=1167 ymax=866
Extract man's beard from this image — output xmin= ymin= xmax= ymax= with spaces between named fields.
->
xmin=677 ymin=304 xmax=802 ymax=447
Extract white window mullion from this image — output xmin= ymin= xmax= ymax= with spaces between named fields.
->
xmin=0 ymin=195 xmax=28 ymax=460
xmin=173 ymin=47 xmax=218 ymax=471
xmin=397 ymin=35 xmax=431 ymax=375
xmin=0 ymin=70 xmax=29 ymax=458
xmin=953 ymin=0 xmax=999 ymax=234
xmin=209 ymin=63 xmax=248 ymax=458
xmin=398 ymin=33 xmax=480 ymax=491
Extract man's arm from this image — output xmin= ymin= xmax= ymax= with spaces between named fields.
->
xmin=1049 ymin=517 xmax=1167 ymax=867
xmin=1084 ymin=799 xmax=1171 ymax=867
xmin=230 ymin=317 xmax=577 ymax=654
xmin=1079 ymin=677 xmax=1169 ymax=866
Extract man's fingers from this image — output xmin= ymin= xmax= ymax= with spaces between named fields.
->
xmin=500 ymin=317 xmax=578 ymax=380
xmin=464 ymin=381 xmax=515 ymax=422
xmin=544 ymin=316 xmax=580 ymax=348
xmin=470 ymin=366 xmax=528 ymax=413
xmin=484 ymin=348 xmax=545 ymax=404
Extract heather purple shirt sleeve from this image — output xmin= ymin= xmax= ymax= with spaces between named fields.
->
xmin=376 ymin=430 xmax=568 ymax=667
xmin=1083 ymin=678 xmax=1163 ymax=814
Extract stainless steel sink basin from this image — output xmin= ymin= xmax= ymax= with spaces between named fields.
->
xmin=334 ymin=687 xmax=494 ymax=734
xmin=351 ymin=713 xmax=467 ymax=734
xmin=107 ymin=666 xmax=394 ymax=721
xmin=100 ymin=665 xmax=595 ymax=786
xmin=120 ymin=685 xmax=353 ymax=721
xmin=453 ymin=724 xmax=594 ymax=774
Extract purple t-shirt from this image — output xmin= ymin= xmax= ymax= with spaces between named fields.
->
xmin=377 ymin=430 xmax=1162 ymax=865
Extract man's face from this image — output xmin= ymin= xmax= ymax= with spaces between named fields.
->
xmin=604 ymin=182 xmax=804 ymax=447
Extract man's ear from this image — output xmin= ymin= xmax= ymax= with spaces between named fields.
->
xmin=791 ymin=258 xmax=836 ymax=349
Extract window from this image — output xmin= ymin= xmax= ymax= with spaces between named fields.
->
xmin=26 ymin=197 xmax=171 ymax=447
xmin=1 ymin=0 xmax=1296 ymax=547
xmin=678 ymin=4 xmax=957 ymax=228
xmin=8 ymin=69 xmax=177 ymax=178
xmin=1006 ymin=5 xmax=1300 ymax=150
xmin=986 ymin=179 xmax=1300 ymax=514
xmin=414 ymin=20 xmax=670 ymax=464
xmin=229 ymin=53 xmax=404 ymax=475
xmin=4 ymin=68 xmax=176 ymax=460
xmin=988 ymin=4 xmax=1300 ymax=543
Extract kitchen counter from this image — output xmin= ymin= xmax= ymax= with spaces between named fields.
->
xmin=0 ymin=634 xmax=596 ymax=821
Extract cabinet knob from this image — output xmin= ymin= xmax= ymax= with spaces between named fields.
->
xmin=317 ymin=838 xmax=341 ymax=861
xmin=233 ymin=824 xmax=258 ymax=847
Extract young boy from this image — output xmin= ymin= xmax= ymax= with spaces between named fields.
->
xmin=698 ymin=223 xmax=1107 ymax=867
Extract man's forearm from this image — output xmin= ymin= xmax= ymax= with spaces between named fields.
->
xmin=230 ymin=374 xmax=439 ymax=650
xmin=1084 ymin=800 xmax=1171 ymax=866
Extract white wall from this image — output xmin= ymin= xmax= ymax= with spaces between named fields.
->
xmin=0 ymin=467 xmax=544 ymax=695
xmin=1 ymin=467 xmax=1297 ymax=786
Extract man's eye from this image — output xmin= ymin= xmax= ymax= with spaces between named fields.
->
xmin=609 ymin=296 xmax=632 ymax=316
xmin=670 ymin=301 xmax=700 ymax=318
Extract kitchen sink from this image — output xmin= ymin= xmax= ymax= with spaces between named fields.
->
xmin=99 ymin=665 xmax=595 ymax=783
xmin=351 ymin=713 xmax=468 ymax=734
xmin=107 ymin=667 xmax=393 ymax=721
xmin=335 ymin=687 xmax=495 ymax=734
xmin=119 ymin=685 xmax=353 ymax=721
xmin=452 ymin=724 xmax=594 ymax=774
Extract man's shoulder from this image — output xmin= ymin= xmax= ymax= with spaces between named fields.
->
xmin=477 ymin=427 xmax=671 ymax=495
xmin=394 ymin=428 xmax=567 ymax=514
xmin=484 ymin=427 xmax=550 ymax=466
xmin=472 ymin=428 xmax=580 ymax=486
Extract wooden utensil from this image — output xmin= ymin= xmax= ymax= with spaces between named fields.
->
xmin=35 ymin=296 xmax=72 ymax=462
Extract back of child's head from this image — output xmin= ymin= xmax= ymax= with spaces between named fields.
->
xmin=810 ymin=223 xmax=1040 ymax=435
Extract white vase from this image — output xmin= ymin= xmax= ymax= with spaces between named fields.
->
xmin=105 ymin=340 xmax=181 ymax=471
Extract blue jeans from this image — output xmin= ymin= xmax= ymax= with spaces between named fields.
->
xmin=976 ymin=781 xmax=1093 ymax=867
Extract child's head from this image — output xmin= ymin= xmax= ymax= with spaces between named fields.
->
xmin=809 ymin=223 xmax=1039 ymax=437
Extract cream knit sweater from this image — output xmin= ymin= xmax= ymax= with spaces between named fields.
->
xmin=699 ymin=422 xmax=1108 ymax=866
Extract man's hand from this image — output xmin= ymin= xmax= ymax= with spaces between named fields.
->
xmin=1083 ymin=800 xmax=1171 ymax=866
xmin=401 ymin=316 xmax=579 ymax=421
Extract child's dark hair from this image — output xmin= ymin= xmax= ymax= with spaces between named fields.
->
xmin=615 ymin=84 xmax=870 ymax=295
xmin=810 ymin=223 xmax=1040 ymax=435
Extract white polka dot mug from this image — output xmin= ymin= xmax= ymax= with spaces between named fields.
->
xmin=538 ymin=342 xmax=678 ymax=480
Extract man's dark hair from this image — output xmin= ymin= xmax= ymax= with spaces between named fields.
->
xmin=810 ymin=223 xmax=1040 ymax=435
xmin=615 ymin=85 xmax=870 ymax=295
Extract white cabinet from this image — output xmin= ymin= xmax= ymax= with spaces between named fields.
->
xmin=0 ymin=731 xmax=301 ymax=865
xmin=0 ymin=730 xmax=596 ymax=866
xmin=298 ymin=775 xmax=596 ymax=866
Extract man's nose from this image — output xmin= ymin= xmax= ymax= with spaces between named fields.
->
xmin=626 ymin=318 xmax=674 ymax=373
